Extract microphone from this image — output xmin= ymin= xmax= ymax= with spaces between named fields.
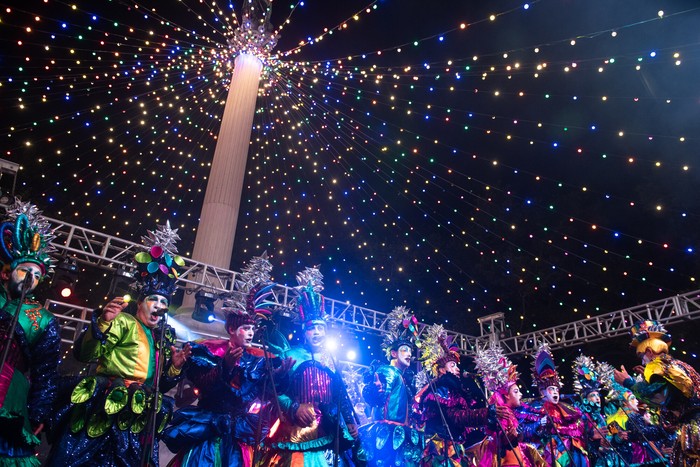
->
xmin=462 ymin=371 xmax=480 ymax=379
xmin=152 ymin=308 xmax=169 ymax=317
xmin=21 ymin=271 xmax=34 ymax=292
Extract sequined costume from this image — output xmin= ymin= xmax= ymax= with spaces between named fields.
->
xmin=359 ymin=362 xmax=422 ymax=466
xmin=162 ymin=341 xmax=280 ymax=467
xmin=623 ymin=353 xmax=700 ymax=466
xmin=0 ymin=201 xmax=61 ymax=467
xmin=261 ymin=345 xmax=357 ymax=467
xmin=620 ymin=320 xmax=700 ymax=466
xmin=519 ymin=400 xmax=589 ymax=467
xmin=0 ymin=290 xmax=60 ymax=467
xmin=417 ymin=373 xmax=492 ymax=466
xmin=46 ymin=310 xmax=182 ymax=466
xmin=606 ymin=405 xmax=670 ymax=466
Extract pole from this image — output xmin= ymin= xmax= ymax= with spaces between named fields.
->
xmin=0 ymin=273 xmax=34 ymax=379
xmin=140 ymin=312 xmax=169 ymax=467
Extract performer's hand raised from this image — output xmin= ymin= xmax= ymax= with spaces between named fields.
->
xmin=101 ymin=296 xmax=129 ymax=322
xmin=613 ymin=365 xmax=631 ymax=384
xmin=171 ymin=343 xmax=192 ymax=370
xmin=347 ymin=423 xmax=359 ymax=439
xmin=494 ymin=405 xmax=509 ymax=421
xmin=224 ymin=344 xmax=244 ymax=369
xmin=273 ymin=357 xmax=294 ymax=376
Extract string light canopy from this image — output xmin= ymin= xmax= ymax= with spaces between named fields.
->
xmin=1 ymin=0 xmax=699 ymax=337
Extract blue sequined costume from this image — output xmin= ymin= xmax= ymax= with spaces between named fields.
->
xmin=0 ymin=290 xmax=60 ymax=467
xmin=360 ymin=362 xmax=423 ymax=467
xmin=162 ymin=340 xmax=279 ymax=467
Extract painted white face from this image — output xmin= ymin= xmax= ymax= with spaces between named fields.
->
xmin=394 ymin=344 xmax=412 ymax=369
xmin=586 ymin=391 xmax=601 ymax=407
xmin=542 ymin=385 xmax=560 ymax=404
xmin=626 ymin=394 xmax=639 ymax=412
xmin=304 ymin=321 xmax=326 ymax=352
xmin=231 ymin=324 xmax=255 ymax=348
xmin=506 ymin=384 xmax=522 ymax=408
xmin=442 ymin=360 xmax=460 ymax=377
xmin=8 ymin=263 xmax=42 ymax=297
xmin=136 ymin=294 xmax=169 ymax=328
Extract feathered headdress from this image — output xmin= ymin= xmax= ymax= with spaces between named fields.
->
xmin=419 ymin=324 xmax=460 ymax=377
xmin=133 ymin=221 xmax=184 ymax=298
xmin=222 ymin=252 xmax=276 ymax=331
xmin=629 ymin=320 xmax=671 ymax=355
xmin=382 ymin=305 xmax=419 ymax=360
xmin=532 ymin=343 xmax=561 ymax=391
xmin=0 ymin=198 xmax=56 ymax=276
xmin=572 ymin=355 xmax=604 ymax=399
xmin=294 ymin=266 xmax=327 ymax=327
xmin=474 ymin=345 xmax=520 ymax=394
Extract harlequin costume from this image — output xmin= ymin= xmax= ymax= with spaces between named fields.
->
xmin=162 ymin=254 xmax=282 ymax=467
xmin=46 ymin=222 xmax=186 ymax=466
xmin=519 ymin=343 xmax=588 ymax=467
xmin=260 ymin=267 xmax=358 ymax=467
xmin=473 ymin=345 xmax=545 ymax=467
xmin=0 ymin=200 xmax=61 ymax=466
xmin=620 ymin=320 xmax=700 ymax=467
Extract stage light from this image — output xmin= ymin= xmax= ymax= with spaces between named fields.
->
xmin=192 ymin=290 xmax=217 ymax=323
xmin=51 ymin=257 xmax=79 ymax=301
xmin=325 ymin=337 xmax=338 ymax=352
xmin=60 ymin=283 xmax=74 ymax=298
xmin=346 ymin=350 xmax=357 ymax=361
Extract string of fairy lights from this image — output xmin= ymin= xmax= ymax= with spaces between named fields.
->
xmin=1 ymin=0 xmax=699 ymax=346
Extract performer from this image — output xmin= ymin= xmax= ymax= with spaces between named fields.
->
xmin=0 ymin=200 xmax=61 ymax=466
xmin=613 ymin=320 xmax=700 ymax=466
xmin=47 ymin=222 xmax=191 ymax=466
xmin=605 ymin=384 xmax=670 ymax=466
xmin=473 ymin=344 xmax=545 ymax=467
xmin=571 ymin=355 xmax=612 ymax=466
xmin=519 ymin=343 xmax=589 ymax=467
xmin=261 ymin=266 xmax=359 ymax=467
xmin=162 ymin=253 xmax=292 ymax=466
xmin=359 ymin=306 xmax=423 ymax=466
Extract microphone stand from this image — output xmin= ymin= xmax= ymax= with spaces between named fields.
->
xmin=469 ymin=374 xmax=524 ymax=467
xmin=544 ymin=410 xmax=578 ymax=467
xmin=0 ymin=273 xmax=34 ymax=380
xmin=140 ymin=310 xmax=169 ymax=467
xmin=252 ymin=325 xmax=284 ymax=467
xmin=426 ymin=375 xmax=460 ymax=467
xmin=581 ymin=411 xmax=631 ymax=467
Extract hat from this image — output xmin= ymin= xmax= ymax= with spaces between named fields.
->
xmin=532 ymin=343 xmax=561 ymax=391
xmin=419 ymin=324 xmax=460 ymax=377
xmin=294 ymin=266 xmax=326 ymax=327
xmin=382 ymin=305 xmax=419 ymax=360
xmin=0 ymin=198 xmax=56 ymax=276
xmin=572 ymin=355 xmax=604 ymax=399
xmin=474 ymin=344 xmax=519 ymax=395
xmin=223 ymin=252 xmax=276 ymax=331
xmin=629 ymin=320 xmax=671 ymax=355
xmin=133 ymin=222 xmax=184 ymax=299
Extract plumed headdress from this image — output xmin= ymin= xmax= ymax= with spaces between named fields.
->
xmin=572 ymin=355 xmax=605 ymax=399
xmin=133 ymin=222 xmax=184 ymax=299
xmin=629 ymin=320 xmax=671 ymax=355
xmin=419 ymin=324 xmax=460 ymax=377
xmin=532 ymin=343 xmax=561 ymax=391
xmin=294 ymin=266 xmax=327 ymax=327
xmin=475 ymin=345 xmax=520 ymax=395
xmin=222 ymin=252 xmax=276 ymax=331
xmin=0 ymin=198 xmax=56 ymax=276
xmin=382 ymin=305 xmax=419 ymax=360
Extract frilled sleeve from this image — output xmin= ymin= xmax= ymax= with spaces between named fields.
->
xmin=27 ymin=315 xmax=61 ymax=426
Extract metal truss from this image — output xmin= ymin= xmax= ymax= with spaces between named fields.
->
xmin=44 ymin=216 xmax=700 ymax=356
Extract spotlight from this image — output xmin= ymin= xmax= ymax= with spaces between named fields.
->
xmin=51 ymin=257 xmax=79 ymax=301
xmin=192 ymin=290 xmax=217 ymax=323
xmin=346 ymin=350 xmax=357 ymax=361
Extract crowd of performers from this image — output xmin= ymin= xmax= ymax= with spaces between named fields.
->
xmin=0 ymin=200 xmax=699 ymax=467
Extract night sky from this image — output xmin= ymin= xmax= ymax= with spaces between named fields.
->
xmin=2 ymin=0 xmax=700 ymax=362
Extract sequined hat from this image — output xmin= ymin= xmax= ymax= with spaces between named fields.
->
xmin=419 ymin=324 xmax=460 ymax=377
xmin=629 ymin=320 xmax=671 ymax=355
xmin=0 ymin=198 xmax=56 ymax=276
xmin=382 ymin=305 xmax=419 ymax=360
xmin=474 ymin=345 xmax=520 ymax=395
xmin=133 ymin=222 xmax=184 ymax=299
xmin=572 ymin=355 xmax=605 ymax=399
xmin=532 ymin=343 xmax=561 ymax=391
xmin=223 ymin=252 xmax=276 ymax=331
xmin=294 ymin=266 xmax=327 ymax=328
